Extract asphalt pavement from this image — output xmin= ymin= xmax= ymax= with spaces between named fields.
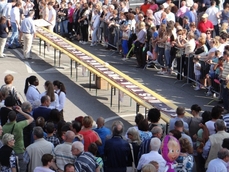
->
xmin=0 ymin=38 xmax=218 ymax=133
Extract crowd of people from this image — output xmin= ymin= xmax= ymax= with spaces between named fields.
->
xmin=1 ymin=75 xmax=229 ymax=172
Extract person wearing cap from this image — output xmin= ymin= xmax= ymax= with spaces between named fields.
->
xmin=2 ymin=106 xmax=34 ymax=172
xmin=197 ymin=13 xmax=213 ymax=34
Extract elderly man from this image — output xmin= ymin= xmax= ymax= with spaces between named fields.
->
xmin=137 ymin=137 xmax=166 ymax=172
xmin=207 ymin=148 xmax=229 ymax=172
xmin=104 ymin=121 xmax=130 ymax=172
xmin=197 ymin=13 xmax=213 ymax=34
xmin=52 ymin=131 xmax=75 ymax=171
xmin=23 ymin=126 xmax=53 ymax=172
xmin=20 ymin=9 xmax=36 ymax=59
xmin=93 ymin=117 xmax=111 ymax=157
xmin=169 ymin=106 xmax=189 ymax=131
xmin=16 ymin=101 xmax=34 ymax=148
xmin=138 ymin=126 xmax=163 ymax=160
xmin=203 ymin=119 xmax=229 ymax=168
xmin=71 ymin=141 xmax=99 ymax=172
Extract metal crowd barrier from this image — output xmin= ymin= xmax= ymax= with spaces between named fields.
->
xmin=35 ymin=26 xmax=192 ymax=124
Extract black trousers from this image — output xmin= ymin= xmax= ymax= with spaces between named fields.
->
xmin=135 ymin=42 xmax=145 ymax=68
xmin=81 ymin=24 xmax=88 ymax=42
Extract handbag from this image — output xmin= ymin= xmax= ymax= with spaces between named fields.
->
xmin=126 ymin=143 xmax=137 ymax=172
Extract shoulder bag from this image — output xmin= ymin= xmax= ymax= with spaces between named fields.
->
xmin=126 ymin=143 xmax=137 ymax=172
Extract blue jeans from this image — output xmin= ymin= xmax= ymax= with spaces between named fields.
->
xmin=9 ymin=22 xmax=20 ymax=47
xmin=54 ymin=22 xmax=60 ymax=33
xmin=60 ymin=20 xmax=68 ymax=35
xmin=165 ymin=48 xmax=171 ymax=68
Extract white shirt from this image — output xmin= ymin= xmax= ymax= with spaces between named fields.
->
xmin=166 ymin=12 xmax=176 ymax=23
xmin=34 ymin=167 xmax=55 ymax=172
xmin=137 ymin=151 xmax=166 ymax=172
xmin=154 ymin=10 xmax=163 ymax=26
xmin=26 ymin=85 xmax=40 ymax=108
xmin=207 ymin=158 xmax=227 ymax=172
xmin=10 ymin=6 xmax=20 ymax=23
xmin=2 ymin=3 xmax=12 ymax=19
xmin=205 ymin=120 xmax=216 ymax=135
xmin=218 ymin=43 xmax=227 ymax=54
xmin=56 ymin=89 xmax=66 ymax=111
xmin=205 ymin=6 xmax=219 ymax=25
xmin=48 ymin=7 xmax=56 ymax=26
xmin=121 ymin=6 xmax=128 ymax=13
xmin=40 ymin=92 xmax=60 ymax=110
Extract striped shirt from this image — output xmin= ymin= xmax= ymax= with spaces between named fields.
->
xmin=75 ymin=152 xmax=98 ymax=172
xmin=53 ymin=142 xmax=75 ymax=171
xmin=222 ymin=61 xmax=229 ymax=79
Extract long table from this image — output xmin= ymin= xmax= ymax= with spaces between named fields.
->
xmin=35 ymin=27 xmax=192 ymax=124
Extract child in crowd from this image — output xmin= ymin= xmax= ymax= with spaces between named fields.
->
xmin=151 ymin=26 xmax=158 ymax=64
xmin=193 ymin=57 xmax=201 ymax=91
xmin=45 ymin=122 xmax=60 ymax=147
xmin=205 ymin=51 xmax=221 ymax=96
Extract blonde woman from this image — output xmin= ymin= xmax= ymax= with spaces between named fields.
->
xmin=133 ymin=22 xmax=146 ymax=68
xmin=220 ymin=22 xmax=228 ymax=35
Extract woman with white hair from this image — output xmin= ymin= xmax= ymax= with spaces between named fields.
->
xmin=127 ymin=127 xmax=142 ymax=167
xmin=0 ymin=133 xmax=17 ymax=172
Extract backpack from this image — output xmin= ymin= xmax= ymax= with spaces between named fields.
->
xmin=9 ymin=88 xmax=22 ymax=106
xmin=1 ymin=85 xmax=22 ymax=106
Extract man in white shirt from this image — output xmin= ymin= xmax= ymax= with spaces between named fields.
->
xmin=48 ymin=2 xmax=56 ymax=31
xmin=8 ymin=1 xmax=22 ymax=49
xmin=154 ymin=5 xmax=164 ymax=28
xmin=205 ymin=0 xmax=219 ymax=36
xmin=207 ymin=148 xmax=229 ymax=172
xmin=137 ymin=137 xmax=166 ymax=172
xmin=2 ymin=0 xmax=16 ymax=23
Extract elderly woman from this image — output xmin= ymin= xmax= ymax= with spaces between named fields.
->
xmin=127 ymin=127 xmax=142 ymax=167
xmin=79 ymin=116 xmax=102 ymax=151
xmin=0 ymin=133 xmax=17 ymax=172
xmin=133 ymin=22 xmax=147 ymax=68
